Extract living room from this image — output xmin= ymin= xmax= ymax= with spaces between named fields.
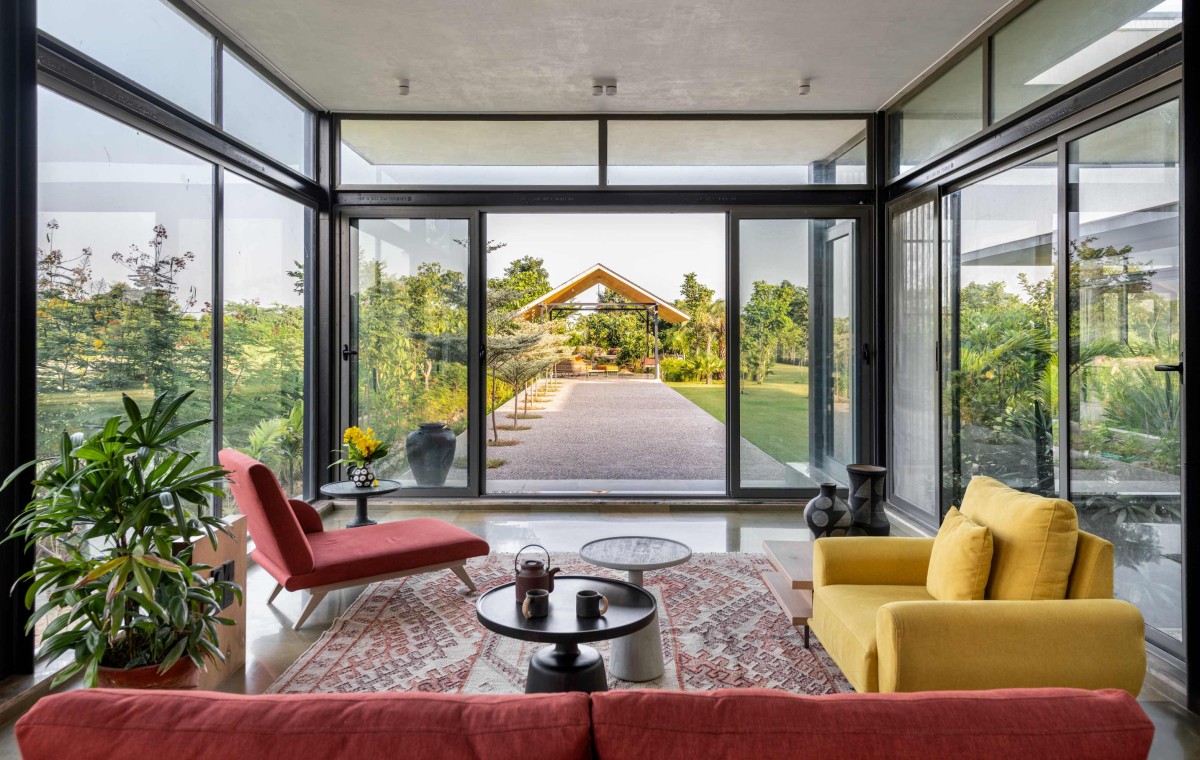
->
xmin=1 ymin=0 xmax=1197 ymax=757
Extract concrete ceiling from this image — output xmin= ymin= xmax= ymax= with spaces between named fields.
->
xmin=192 ymin=0 xmax=1012 ymax=113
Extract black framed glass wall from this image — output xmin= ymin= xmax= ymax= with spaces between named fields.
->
xmin=221 ymin=173 xmax=312 ymax=499
xmin=730 ymin=210 xmax=870 ymax=497
xmin=6 ymin=0 xmax=323 ymax=678
xmin=887 ymin=194 xmax=939 ymax=522
xmin=346 ymin=214 xmax=476 ymax=491
xmin=886 ymin=0 xmax=1181 ymax=184
xmin=38 ymin=0 xmax=215 ymax=121
xmin=1065 ymin=99 xmax=1182 ymax=644
xmin=941 ymin=152 xmax=1059 ymax=504
xmin=35 ymin=87 xmax=215 ymax=460
xmin=888 ymin=85 xmax=1184 ymax=656
xmin=337 ymin=116 xmax=872 ymax=189
xmin=38 ymin=0 xmax=318 ymax=183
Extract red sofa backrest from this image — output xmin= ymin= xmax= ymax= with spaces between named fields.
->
xmin=591 ymin=688 xmax=1154 ymax=759
xmin=219 ymin=449 xmax=314 ymax=577
xmin=16 ymin=687 xmax=1154 ymax=760
xmin=16 ymin=690 xmax=593 ymax=760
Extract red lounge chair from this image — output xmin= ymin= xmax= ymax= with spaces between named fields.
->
xmin=219 ymin=449 xmax=490 ymax=629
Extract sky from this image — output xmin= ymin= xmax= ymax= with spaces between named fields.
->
xmin=485 ymin=213 xmax=726 ymax=303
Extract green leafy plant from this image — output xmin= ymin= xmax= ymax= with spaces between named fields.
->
xmin=4 ymin=391 xmax=241 ymax=687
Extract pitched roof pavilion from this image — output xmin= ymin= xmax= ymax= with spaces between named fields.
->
xmin=514 ymin=263 xmax=690 ymax=324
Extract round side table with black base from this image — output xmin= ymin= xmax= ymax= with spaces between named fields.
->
xmin=476 ymin=576 xmax=656 ymax=694
xmin=319 ymin=480 xmax=401 ymax=528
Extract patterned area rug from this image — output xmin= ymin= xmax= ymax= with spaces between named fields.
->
xmin=267 ymin=553 xmax=851 ymax=695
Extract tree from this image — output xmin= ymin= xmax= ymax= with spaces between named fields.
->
xmin=776 ymin=280 xmax=809 ymax=364
xmin=741 ymin=281 xmax=792 ymax=383
xmin=667 ymin=272 xmax=726 ymax=382
xmin=491 ymin=321 xmax=569 ymax=437
xmin=489 ymin=255 xmax=552 ymax=311
xmin=110 ymin=224 xmax=202 ymax=395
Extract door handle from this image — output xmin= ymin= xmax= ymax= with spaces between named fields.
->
xmin=1154 ymin=362 xmax=1182 ymax=374
xmin=342 ymin=343 xmax=358 ymax=361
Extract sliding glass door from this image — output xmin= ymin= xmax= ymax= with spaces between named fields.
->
xmin=887 ymin=195 xmax=939 ymax=521
xmin=1066 ymin=100 xmax=1182 ymax=645
xmin=731 ymin=211 xmax=869 ymax=496
xmin=345 ymin=213 xmax=478 ymax=493
xmin=933 ymin=93 xmax=1184 ymax=652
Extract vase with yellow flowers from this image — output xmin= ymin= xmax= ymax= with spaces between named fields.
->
xmin=333 ymin=426 xmax=390 ymax=488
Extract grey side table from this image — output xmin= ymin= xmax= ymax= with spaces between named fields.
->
xmin=319 ymin=480 xmax=401 ymax=528
xmin=579 ymin=536 xmax=692 ymax=682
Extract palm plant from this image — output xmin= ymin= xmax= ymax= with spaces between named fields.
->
xmin=688 ymin=351 xmax=725 ymax=385
xmin=4 ymin=391 xmax=240 ymax=687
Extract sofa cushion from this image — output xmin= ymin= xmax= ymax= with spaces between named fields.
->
xmin=590 ymin=688 xmax=1154 ymax=759
xmin=926 ymin=507 xmax=993 ymax=601
xmin=811 ymin=584 xmax=933 ymax=692
xmin=285 ymin=517 xmax=490 ymax=591
xmin=959 ymin=476 xmax=1078 ymax=600
xmin=16 ymin=690 xmax=593 ymax=760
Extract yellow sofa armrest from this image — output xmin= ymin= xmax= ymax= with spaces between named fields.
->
xmin=876 ymin=598 xmax=1146 ymax=695
xmin=812 ymin=537 xmax=935 ymax=591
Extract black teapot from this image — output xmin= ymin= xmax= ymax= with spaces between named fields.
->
xmin=514 ymin=544 xmax=561 ymax=603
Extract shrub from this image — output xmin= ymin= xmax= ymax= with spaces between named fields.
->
xmin=660 ymin=357 xmax=694 ymax=382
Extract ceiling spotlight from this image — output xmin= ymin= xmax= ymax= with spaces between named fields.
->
xmin=797 ymin=79 xmax=811 ymax=96
xmin=593 ymin=84 xmax=603 ymax=96
xmin=397 ymin=78 xmax=410 ymax=96
xmin=593 ymin=80 xmax=617 ymax=97
xmin=605 ymin=84 xmax=617 ymax=96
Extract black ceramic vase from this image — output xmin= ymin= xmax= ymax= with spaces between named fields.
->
xmin=846 ymin=464 xmax=889 ymax=536
xmin=804 ymin=482 xmax=853 ymax=539
xmin=349 ymin=464 xmax=374 ymax=488
xmin=406 ymin=422 xmax=456 ymax=487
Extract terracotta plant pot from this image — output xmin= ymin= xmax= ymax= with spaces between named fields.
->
xmin=96 ymin=657 xmax=200 ymax=690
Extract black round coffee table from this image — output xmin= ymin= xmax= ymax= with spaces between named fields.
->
xmin=476 ymin=576 xmax=656 ymax=693
xmin=319 ymin=479 xmax=401 ymax=528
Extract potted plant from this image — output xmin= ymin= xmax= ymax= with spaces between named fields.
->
xmin=332 ymin=426 xmax=389 ymax=488
xmin=3 ymin=391 xmax=241 ymax=689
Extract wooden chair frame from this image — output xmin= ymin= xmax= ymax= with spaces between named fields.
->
xmin=268 ymin=560 xmax=478 ymax=630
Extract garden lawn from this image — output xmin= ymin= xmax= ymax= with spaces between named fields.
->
xmin=666 ymin=363 xmax=809 ymax=465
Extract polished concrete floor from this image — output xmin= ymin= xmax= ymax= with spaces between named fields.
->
xmin=2 ymin=505 xmax=1199 ymax=759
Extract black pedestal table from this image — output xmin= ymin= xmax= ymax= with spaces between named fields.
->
xmin=475 ymin=576 xmax=656 ymax=693
xmin=319 ymin=480 xmax=401 ymax=528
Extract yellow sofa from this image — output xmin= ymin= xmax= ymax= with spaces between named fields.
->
xmin=809 ymin=478 xmax=1147 ymax=696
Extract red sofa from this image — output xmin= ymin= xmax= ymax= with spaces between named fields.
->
xmin=17 ymin=687 xmax=1153 ymax=759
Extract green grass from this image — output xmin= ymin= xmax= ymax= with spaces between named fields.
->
xmin=667 ymin=362 xmax=810 ymax=464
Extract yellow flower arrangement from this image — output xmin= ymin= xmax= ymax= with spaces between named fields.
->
xmin=332 ymin=426 xmax=390 ymax=469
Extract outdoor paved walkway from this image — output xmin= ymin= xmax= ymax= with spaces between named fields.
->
xmin=487 ymin=378 xmax=783 ymax=493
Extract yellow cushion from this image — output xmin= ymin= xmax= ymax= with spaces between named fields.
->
xmin=810 ymin=584 xmax=933 ymax=693
xmin=959 ymin=476 xmax=1078 ymax=600
xmin=926 ymin=507 xmax=993 ymax=600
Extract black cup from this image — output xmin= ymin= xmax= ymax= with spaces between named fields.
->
xmin=576 ymin=589 xmax=609 ymax=618
xmin=522 ymin=588 xmax=549 ymax=619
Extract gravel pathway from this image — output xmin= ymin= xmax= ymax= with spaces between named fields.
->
xmin=486 ymin=378 xmax=782 ymax=483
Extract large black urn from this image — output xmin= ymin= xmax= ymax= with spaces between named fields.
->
xmin=405 ymin=422 xmax=456 ymax=487
xmin=846 ymin=464 xmax=890 ymax=536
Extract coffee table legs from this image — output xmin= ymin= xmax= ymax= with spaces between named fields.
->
xmin=346 ymin=495 xmax=376 ymax=528
xmin=526 ymin=642 xmax=608 ymax=694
